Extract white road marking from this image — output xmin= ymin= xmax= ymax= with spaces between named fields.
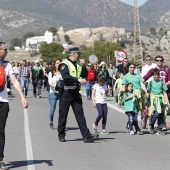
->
xmin=24 ymin=108 xmax=35 ymax=170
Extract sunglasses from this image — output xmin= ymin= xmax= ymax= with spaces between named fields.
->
xmin=156 ymin=60 xmax=163 ymax=62
xmin=145 ymin=59 xmax=151 ymax=61
xmin=1 ymin=49 xmax=8 ymax=52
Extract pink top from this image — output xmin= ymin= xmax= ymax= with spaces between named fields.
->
xmin=143 ymin=67 xmax=170 ymax=94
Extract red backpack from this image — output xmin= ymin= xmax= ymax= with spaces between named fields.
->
xmin=0 ymin=62 xmax=8 ymax=92
xmin=87 ymin=69 xmax=95 ymax=82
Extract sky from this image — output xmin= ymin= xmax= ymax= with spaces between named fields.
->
xmin=120 ymin=0 xmax=148 ymax=7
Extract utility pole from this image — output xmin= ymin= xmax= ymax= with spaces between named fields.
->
xmin=134 ymin=0 xmax=143 ymax=68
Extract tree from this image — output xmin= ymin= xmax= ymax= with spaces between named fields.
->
xmin=48 ymin=27 xmax=57 ymax=35
xmin=99 ymin=34 xmax=105 ymax=42
xmin=155 ymin=46 xmax=161 ymax=51
xmin=28 ymin=43 xmax=40 ymax=57
xmin=22 ymin=32 xmax=38 ymax=44
xmin=10 ymin=38 xmax=22 ymax=47
xmin=9 ymin=46 xmax=15 ymax=51
xmin=80 ymin=41 xmax=122 ymax=65
xmin=39 ymin=42 xmax=65 ymax=62
xmin=118 ymin=41 xmax=126 ymax=48
xmin=150 ymin=27 xmax=156 ymax=35
xmin=64 ymin=34 xmax=73 ymax=44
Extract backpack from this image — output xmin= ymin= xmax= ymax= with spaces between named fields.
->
xmin=87 ymin=69 xmax=95 ymax=82
xmin=51 ymin=71 xmax=64 ymax=97
xmin=0 ymin=61 xmax=8 ymax=92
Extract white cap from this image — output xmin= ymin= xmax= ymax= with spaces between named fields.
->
xmin=99 ymin=61 xmax=105 ymax=67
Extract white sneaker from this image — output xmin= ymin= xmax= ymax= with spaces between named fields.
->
xmin=101 ymin=129 xmax=109 ymax=134
xmin=162 ymin=126 xmax=167 ymax=131
xmin=130 ymin=131 xmax=135 ymax=135
xmin=92 ymin=123 xmax=97 ymax=133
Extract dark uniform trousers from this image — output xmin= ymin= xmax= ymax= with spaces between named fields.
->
xmin=58 ymin=90 xmax=91 ymax=138
xmin=0 ymin=102 xmax=9 ymax=161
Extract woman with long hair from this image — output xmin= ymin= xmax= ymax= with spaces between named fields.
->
xmin=48 ymin=59 xmax=61 ymax=129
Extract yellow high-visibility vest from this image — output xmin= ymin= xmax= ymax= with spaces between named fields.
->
xmin=62 ymin=59 xmax=82 ymax=78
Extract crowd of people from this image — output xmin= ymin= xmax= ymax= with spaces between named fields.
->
xmin=1 ymin=41 xmax=170 ymax=169
xmin=7 ymin=52 xmax=170 ymax=138
xmin=84 ymin=55 xmax=170 ymax=136
xmin=5 ymin=51 xmax=170 ymax=137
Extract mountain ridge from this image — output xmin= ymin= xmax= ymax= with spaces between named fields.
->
xmin=0 ymin=0 xmax=170 ymax=42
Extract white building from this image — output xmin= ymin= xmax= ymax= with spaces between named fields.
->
xmin=25 ymin=31 xmax=53 ymax=51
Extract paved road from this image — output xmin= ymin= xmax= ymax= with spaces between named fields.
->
xmin=3 ymin=86 xmax=170 ymax=170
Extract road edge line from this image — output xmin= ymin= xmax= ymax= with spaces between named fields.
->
xmin=24 ymin=108 xmax=35 ymax=170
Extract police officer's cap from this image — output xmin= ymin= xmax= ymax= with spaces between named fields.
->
xmin=69 ymin=47 xmax=83 ymax=55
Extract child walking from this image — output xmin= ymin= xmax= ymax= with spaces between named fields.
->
xmin=113 ymin=72 xmax=124 ymax=106
xmin=123 ymin=83 xmax=143 ymax=135
xmin=92 ymin=75 xmax=109 ymax=134
xmin=147 ymin=69 xmax=170 ymax=135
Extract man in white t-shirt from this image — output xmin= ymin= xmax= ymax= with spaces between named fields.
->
xmin=0 ymin=41 xmax=28 ymax=170
xmin=141 ymin=55 xmax=157 ymax=83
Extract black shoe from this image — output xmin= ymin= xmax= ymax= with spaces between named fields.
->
xmin=162 ymin=122 xmax=167 ymax=131
xmin=83 ymin=134 xmax=98 ymax=143
xmin=0 ymin=161 xmax=9 ymax=170
xmin=59 ymin=137 xmax=66 ymax=142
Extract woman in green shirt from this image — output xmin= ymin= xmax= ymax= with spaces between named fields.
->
xmin=122 ymin=62 xmax=148 ymax=112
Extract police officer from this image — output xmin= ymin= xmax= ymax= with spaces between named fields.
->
xmin=58 ymin=47 xmax=98 ymax=142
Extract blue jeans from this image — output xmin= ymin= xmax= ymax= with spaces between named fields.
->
xmin=150 ymin=104 xmax=165 ymax=130
xmin=85 ymin=82 xmax=95 ymax=99
xmin=48 ymin=93 xmax=59 ymax=124
xmin=115 ymin=89 xmax=118 ymax=103
xmin=126 ymin=112 xmax=139 ymax=132
xmin=33 ymin=79 xmax=42 ymax=96
xmin=21 ymin=76 xmax=29 ymax=96
xmin=14 ymin=73 xmax=18 ymax=80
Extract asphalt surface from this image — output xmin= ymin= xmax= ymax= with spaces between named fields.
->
xmin=2 ymin=86 xmax=170 ymax=170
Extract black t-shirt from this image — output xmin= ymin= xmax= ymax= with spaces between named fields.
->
xmin=45 ymin=67 xmax=52 ymax=74
xmin=116 ymin=64 xmax=128 ymax=75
